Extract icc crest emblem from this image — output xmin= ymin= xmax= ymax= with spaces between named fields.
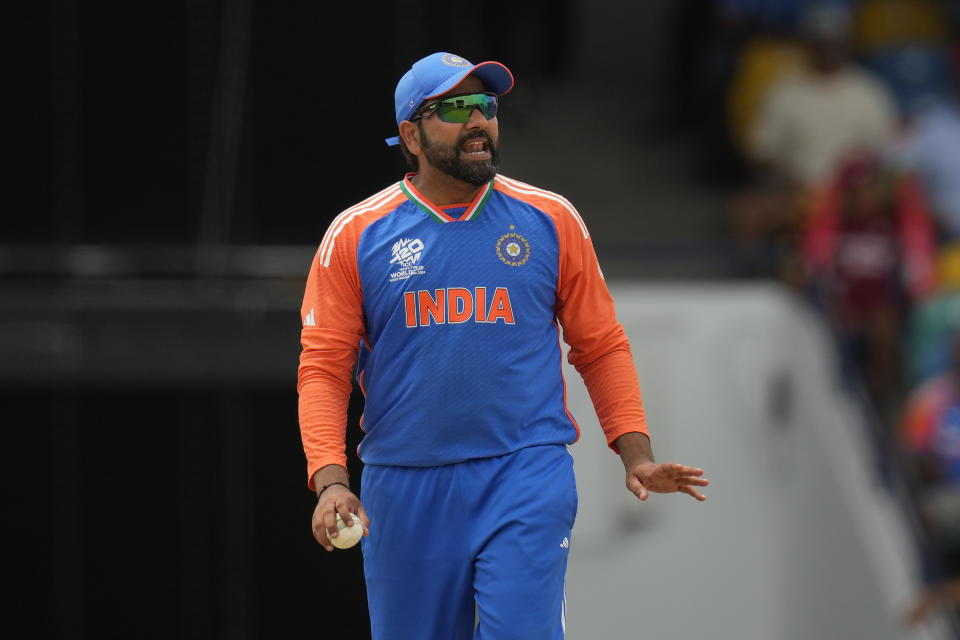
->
xmin=496 ymin=229 xmax=530 ymax=267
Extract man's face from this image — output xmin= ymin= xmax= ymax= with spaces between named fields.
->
xmin=417 ymin=75 xmax=500 ymax=186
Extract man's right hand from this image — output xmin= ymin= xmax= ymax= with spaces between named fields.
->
xmin=312 ymin=480 xmax=370 ymax=552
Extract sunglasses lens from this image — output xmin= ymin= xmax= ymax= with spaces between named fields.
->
xmin=436 ymin=93 xmax=498 ymax=123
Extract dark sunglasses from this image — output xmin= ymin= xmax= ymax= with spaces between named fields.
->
xmin=411 ymin=92 xmax=499 ymax=123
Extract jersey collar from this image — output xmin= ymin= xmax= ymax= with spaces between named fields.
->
xmin=400 ymin=173 xmax=494 ymax=223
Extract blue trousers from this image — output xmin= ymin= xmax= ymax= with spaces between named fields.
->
xmin=360 ymin=444 xmax=577 ymax=639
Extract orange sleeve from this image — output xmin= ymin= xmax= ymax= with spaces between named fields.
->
xmin=552 ymin=201 xmax=648 ymax=452
xmin=298 ymin=216 xmax=366 ymax=491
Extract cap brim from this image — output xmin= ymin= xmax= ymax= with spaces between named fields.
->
xmin=425 ymin=61 xmax=515 ymax=100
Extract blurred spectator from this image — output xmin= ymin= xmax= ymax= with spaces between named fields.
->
xmin=900 ymin=333 xmax=960 ymax=567
xmin=890 ymin=45 xmax=960 ymax=242
xmin=731 ymin=2 xmax=900 ymax=277
xmin=905 ymin=246 xmax=960 ymax=389
xmin=803 ymin=154 xmax=936 ymax=412
xmin=902 ymin=334 xmax=960 ymax=487
xmin=894 ymin=98 xmax=960 ymax=242
xmin=899 ymin=246 xmax=960 ymax=583
xmin=745 ymin=3 xmax=898 ymax=187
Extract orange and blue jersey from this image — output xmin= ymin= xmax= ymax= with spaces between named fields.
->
xmin=298 ymin=174 xmax=646 ymax=488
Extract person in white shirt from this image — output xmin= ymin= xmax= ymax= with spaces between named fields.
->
xmin=732 ymin=2 xmax=899 ymax=277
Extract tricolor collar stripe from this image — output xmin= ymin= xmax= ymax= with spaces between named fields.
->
xmin=401 ymin=174 xmax=494 ymax=223
xmin=400 ymin=179 xmax=453 ymax=222
xmin=461 ymin=182 xmax=493 ymax=221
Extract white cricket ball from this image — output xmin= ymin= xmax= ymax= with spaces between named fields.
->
xmin=328 ymin=512 xmax=363 ymax=549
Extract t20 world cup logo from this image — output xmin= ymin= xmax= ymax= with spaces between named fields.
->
xmin=390 ymin=238 xmax=424 ymax=267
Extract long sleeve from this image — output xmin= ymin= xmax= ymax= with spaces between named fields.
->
xmin=553 ymin=203 xmax=647 ymax=452
xmin=298 ymin=219 xmax=366 ymax=490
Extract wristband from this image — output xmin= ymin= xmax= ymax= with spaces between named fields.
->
xmin=317 ymin=481 xmax=350 ymax=498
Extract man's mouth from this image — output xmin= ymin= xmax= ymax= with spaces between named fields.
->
xmin=460 ymin=137 xmax=490 ymax=158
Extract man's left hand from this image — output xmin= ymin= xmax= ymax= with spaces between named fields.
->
xmin=626 ymin=461 xmax=709 ymax=502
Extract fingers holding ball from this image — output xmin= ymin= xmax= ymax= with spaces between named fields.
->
xmin=327 ymin=512 xmax=364 ymax=549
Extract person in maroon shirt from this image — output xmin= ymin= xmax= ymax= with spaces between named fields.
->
xmin=803 ymin=153 xmax=936 ymax=411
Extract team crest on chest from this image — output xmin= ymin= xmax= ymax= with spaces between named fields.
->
xmin=496 ymin=227 xmax=530 ymax=267
xmin=389 ymin=237 xmax=427 ymax=282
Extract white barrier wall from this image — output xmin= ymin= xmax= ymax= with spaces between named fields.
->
xmin=564 ymin=282 xmax=950 ymax=640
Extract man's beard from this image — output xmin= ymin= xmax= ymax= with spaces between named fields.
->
xmin=420 ymin=129 xmax=500 ymax=186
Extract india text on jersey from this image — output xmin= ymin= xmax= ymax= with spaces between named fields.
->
xmin=403 ymin=287 xmax=515 ymax=327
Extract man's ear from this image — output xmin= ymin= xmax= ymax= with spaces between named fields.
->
xmin=399 ymin=120 xmax=421 ymax=155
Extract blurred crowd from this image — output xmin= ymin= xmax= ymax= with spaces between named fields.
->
xmin=681 ymin=0 xmax=960 ymax=621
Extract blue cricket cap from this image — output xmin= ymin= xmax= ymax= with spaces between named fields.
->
xmin=385 ymin=52 xmax=514 ymax=146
